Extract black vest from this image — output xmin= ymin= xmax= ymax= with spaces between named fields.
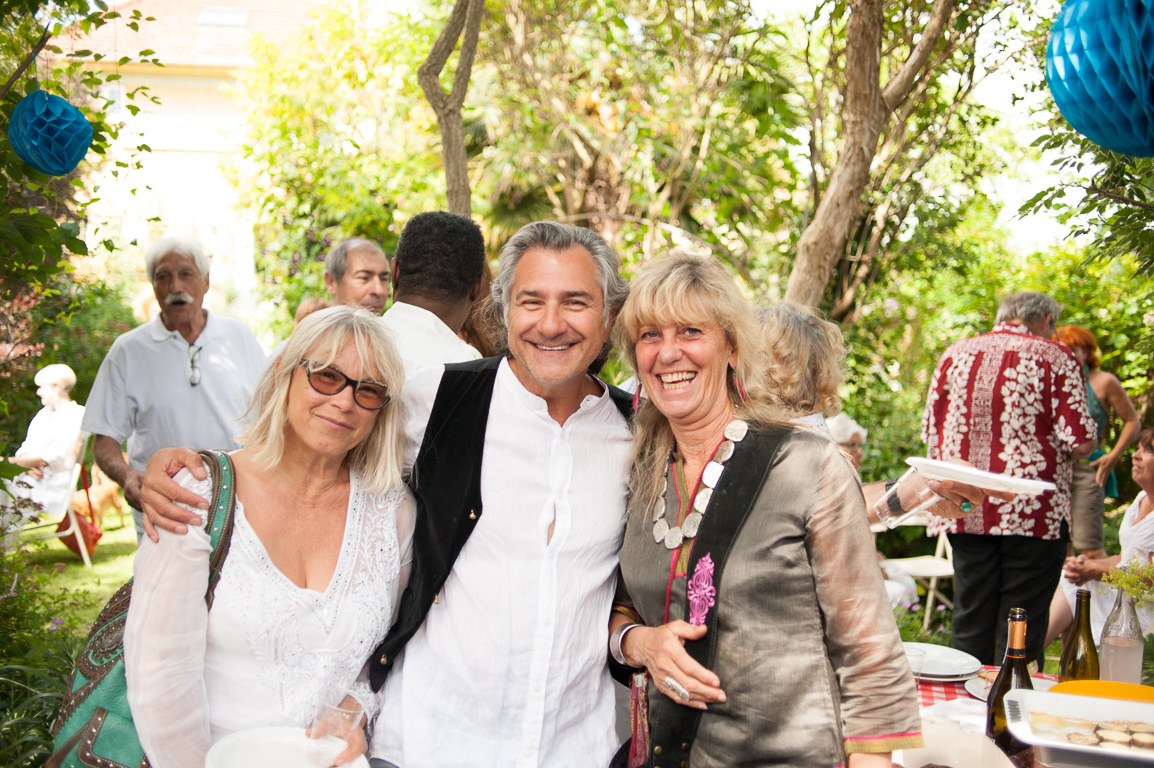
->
xmin=369 ymin=356 xmax=633 ymax=690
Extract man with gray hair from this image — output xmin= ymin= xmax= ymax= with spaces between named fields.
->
xmin=921 ymin=290 xmax=1098 ymax=668
xmin=323 ymin=237 xmax=391 ymax=315
xmin=83 ymin=235 xmax=265 ymax=541
xmin=140 ymin=221 xmax=634 ymax=767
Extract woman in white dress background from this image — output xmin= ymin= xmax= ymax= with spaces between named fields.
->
xmin=124 ymin=306 xmax=415 ymax=767
xmin=3 ymin=364 xmax=86 ymax=522
xmin=1047 ymin=428 xmax=1154 ymax=646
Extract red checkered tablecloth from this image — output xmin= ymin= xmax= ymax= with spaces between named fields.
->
xmin=917 ymin=665 xmax=1059 ymax=708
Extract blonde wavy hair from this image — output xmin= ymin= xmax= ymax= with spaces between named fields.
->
xmin=757 ymin=302 xmax=845 ymax=417
xmin=238 ymin=305 xmax=406 ymax=495
xmin=614 ymin=251 xmax=782 ymax=520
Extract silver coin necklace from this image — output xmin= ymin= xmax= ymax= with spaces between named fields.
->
xmin=652 ymin=418 xmax=749 ymax=550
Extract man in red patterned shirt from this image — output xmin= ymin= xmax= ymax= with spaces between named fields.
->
xmin=922 ymin=291 xmax=1097 ymax=668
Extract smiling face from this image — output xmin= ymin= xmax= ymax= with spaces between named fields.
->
xmin=153 ymin=251 xmax=209 ymax=329
xmin=284 ymin=340 xmax=379 ymax=460
xmin=325 ymin=248 xmax=390 ymax=315
xmin=635 ymin=319 xmax=736 ymax=434
xmin=505 ymin=244 xmax=610 ymax=405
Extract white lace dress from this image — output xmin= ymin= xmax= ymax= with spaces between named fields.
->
xmin=124 ymin=466 xmax=415 ymax=768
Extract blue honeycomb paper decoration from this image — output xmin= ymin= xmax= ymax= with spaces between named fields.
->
xmin=1046 ymin=0 xmax=1154 ymax=157
xmin=7 ymin=90 xmax=94 ymax=176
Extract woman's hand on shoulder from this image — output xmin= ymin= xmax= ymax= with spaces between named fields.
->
xmin=140 ymin=447 xmax=210 ymax=541
xmin=621 ymin=621 xmax=725 ymax=710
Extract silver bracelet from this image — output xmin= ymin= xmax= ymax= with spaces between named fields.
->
xmin=610 ymin=622 xmax=641 ymax=666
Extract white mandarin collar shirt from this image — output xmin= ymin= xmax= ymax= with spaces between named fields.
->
xmin=380 ymin=301 xmax=482 ymax=376
xmin=374 ymin=358 xmax=633 ymax=768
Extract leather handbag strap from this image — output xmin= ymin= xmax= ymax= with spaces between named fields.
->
xmin=196 ymin=449 xmax=237 ymax=609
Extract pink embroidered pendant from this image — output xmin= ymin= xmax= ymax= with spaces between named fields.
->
xmin=687 ymin=553 xmax=716 ymax=626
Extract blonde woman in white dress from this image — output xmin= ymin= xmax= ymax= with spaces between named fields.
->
xmin=124 ymin=306 xmax=415 ymax=767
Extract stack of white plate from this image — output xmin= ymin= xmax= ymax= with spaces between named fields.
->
xmin=903 ymin=641 xmax=982 ymax=682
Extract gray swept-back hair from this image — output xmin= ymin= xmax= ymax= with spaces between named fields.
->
xmin=995 ymin=291 xmax=1061 ymax=324
xmin=145 ymin=236 xmax=210 ymax=282
xmin=491 ymin=221 xmax=628 ymax=326
xmin=324 ymin=238 xmax=386 ymax=283
xmin=487 ymin=221 xmax=629 ymax=361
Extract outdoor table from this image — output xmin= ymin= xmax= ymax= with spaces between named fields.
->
xmin=917 ymin=665 xmax=1059 ymax=706
xmin=911 ymin=666 xmax=1060 ymax=768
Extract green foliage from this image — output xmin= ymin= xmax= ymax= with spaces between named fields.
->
xmin=0 ymin=545 xmax=94 ymax=666
xmin=1 ymin=0 xmax=155 ymax=428
xmin=0 ymin=633 xmax=80 ymax=767
xmin=894 ymin=604 xmax=953 ymax=646
xmin=476 ymin=0 xmax=804 ymax=275
xmin=232 ymin=1 xmax=444 ymax=338
xmin=1023 ymin=122 xmax=1154 ymax=279
xmin=0 ymin=276 xmax=137 ymax=451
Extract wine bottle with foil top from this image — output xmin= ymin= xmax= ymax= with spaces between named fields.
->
xmin=987 ymin=607 xmax=1034 ymax=757
xmin=1059 ymin=588 xmax=1100 ymax=682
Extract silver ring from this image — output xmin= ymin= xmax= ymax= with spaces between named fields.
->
xmin=663 ymin=675 xmax=690 ymax=703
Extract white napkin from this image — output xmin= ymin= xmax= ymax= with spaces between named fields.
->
xmin=919 ymin=697 xmax=987 ymax=733
xmin=894 ymin=717 xmax=1015 ymax=768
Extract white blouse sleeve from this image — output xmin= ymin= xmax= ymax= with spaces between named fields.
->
xmin=123 ymin=468 xmax=216 ymax=768
xmin=391 ymin=487 xmax=417 ymax=626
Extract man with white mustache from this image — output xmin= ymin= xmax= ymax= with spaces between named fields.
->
xmin=83 ymin=235 xmax=265 ymax=542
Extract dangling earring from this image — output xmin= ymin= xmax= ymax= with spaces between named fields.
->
xmin=632 ymin=382 xmax=642 ymax=411
xmin=733 ymin=373 xmax=748 ymax=400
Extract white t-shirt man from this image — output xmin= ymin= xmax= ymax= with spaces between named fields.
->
xmin=371 ymin=359 xmax=632 ymax=768
xmin=380 ymin=301 xmax=481 ymax=375
xmin=82 ymin=312 xmax=266 ymax=536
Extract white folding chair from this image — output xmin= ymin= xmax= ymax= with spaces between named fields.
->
xmin=24 ymin=433 xmax=93 ymax=568
xmin=884 ymin=527 xmax=954 ymax=631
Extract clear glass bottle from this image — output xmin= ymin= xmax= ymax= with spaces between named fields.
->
xmin=1100 ymin=586 xmax=1144 ymax=684
xmin=1059 ymin=588 xmax=1100 ymax=682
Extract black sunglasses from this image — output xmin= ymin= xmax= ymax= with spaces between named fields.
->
xmin=298 ymin=359 xmax=390 ymax=410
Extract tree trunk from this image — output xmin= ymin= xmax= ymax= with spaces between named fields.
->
xmin=785 ymin=0 xmax=956 ymax=308
xmin=418 ymin=0 xmax=484 ymax=216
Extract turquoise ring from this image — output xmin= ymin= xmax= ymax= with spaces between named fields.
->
xmin=960 ymin=502 xmax=973 ymax=513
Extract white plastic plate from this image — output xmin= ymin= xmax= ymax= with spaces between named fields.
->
xmin=906 ymin=457 xmax=1057 ymax=496
xmin=964 ymin=673 xmax=1057 ymax=702
xmin=903 ymin=641 xmax=982 ymax=679
xmin=1005 ymin=689 xmax=1154 ymax=766
xmin=206 ymin=726 xmax=370 ymax=768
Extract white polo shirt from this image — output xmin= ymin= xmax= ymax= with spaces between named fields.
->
xmin=82 ymin=312 xmax=266 ymax=472
xmin=380 ymin=301 xmax=481 ymax=375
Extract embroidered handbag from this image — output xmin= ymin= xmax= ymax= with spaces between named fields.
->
xmin=47 ymin=450 xmax=237 ymax=768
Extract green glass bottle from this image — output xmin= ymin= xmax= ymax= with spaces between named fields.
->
xmin=987 ymin=607 xmax=1034 ymax=756
xmin=1058 ymin=588 xmax=1100 ymax=682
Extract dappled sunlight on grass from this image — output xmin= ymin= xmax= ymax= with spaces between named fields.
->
xmin=19 ymin=517 xmax=137 ymax=628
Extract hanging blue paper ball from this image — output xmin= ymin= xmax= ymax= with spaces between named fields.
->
xmin=1045 ymin=0 xmax=1154 ymax=157
xmin=7 ymin=90 xmax=94 ymax=176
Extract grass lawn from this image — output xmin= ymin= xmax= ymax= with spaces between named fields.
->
xmin=19 ymin=514 xmax=138 ymax=628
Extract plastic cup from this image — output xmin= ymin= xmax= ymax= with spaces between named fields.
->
xmin=874 ymin=467 xmax=943 ymax=528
